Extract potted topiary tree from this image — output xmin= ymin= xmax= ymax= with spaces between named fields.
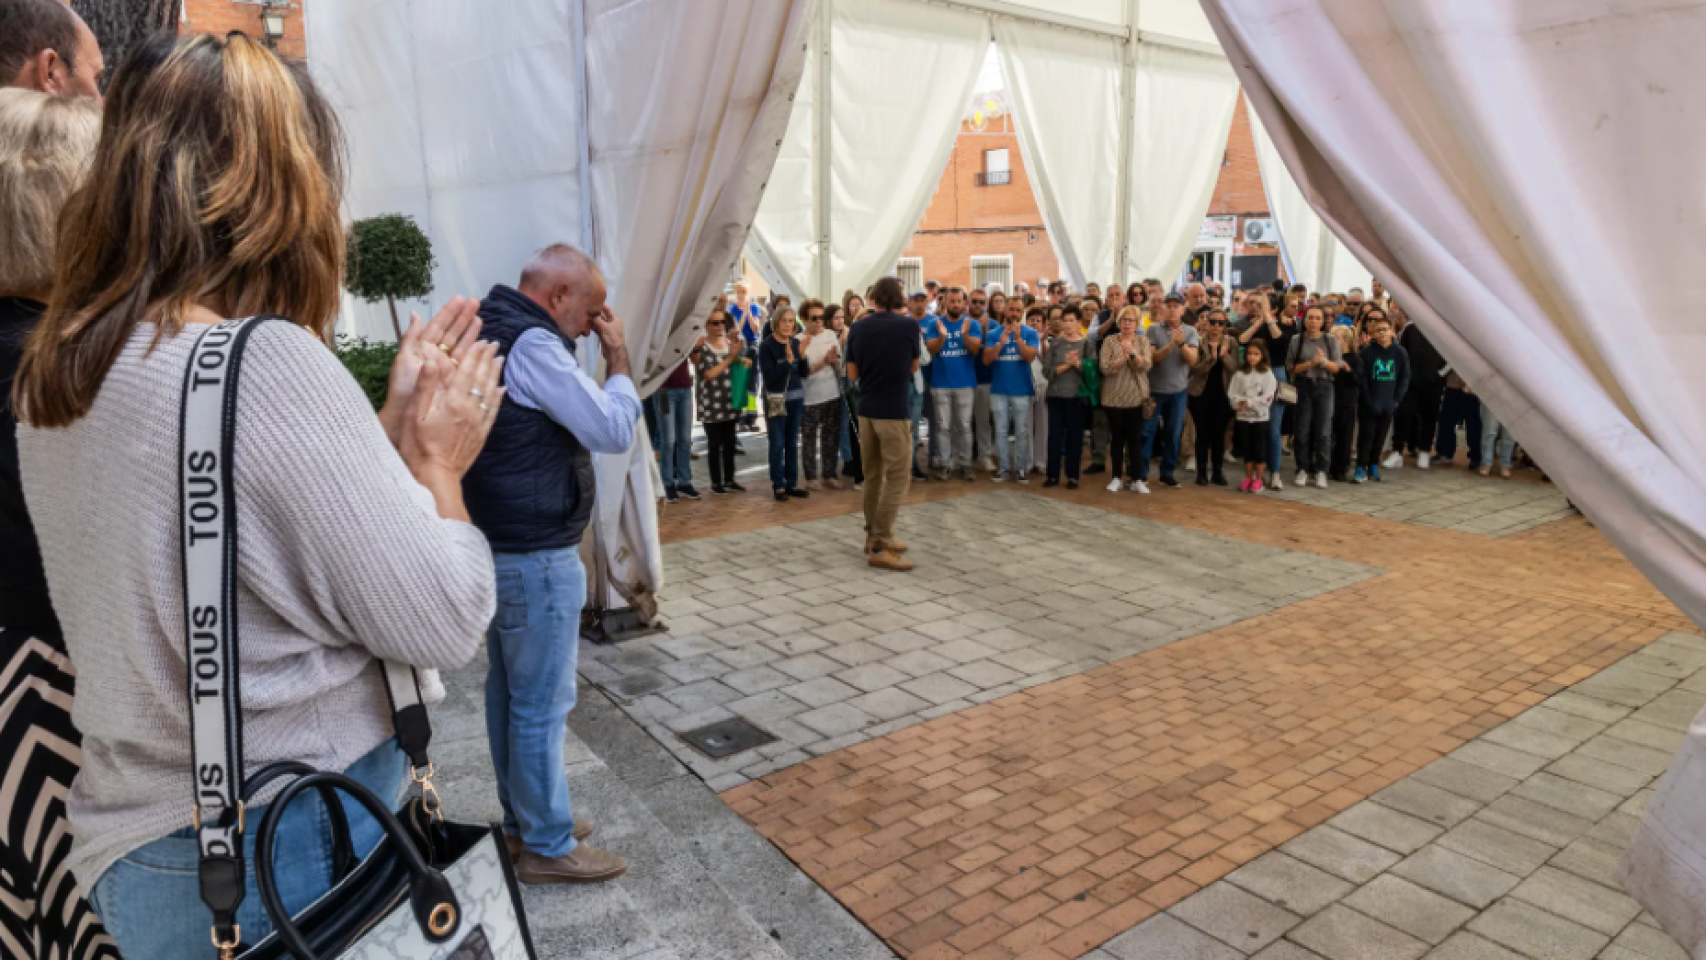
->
xmin=344 ymin=214 xmax=435 ymax=340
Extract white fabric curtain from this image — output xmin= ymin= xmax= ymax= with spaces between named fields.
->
xmin=582 ymin=0 xmax=813 ymax=614
xmin=994 ymin=21 xmax=1122 ymax=292
xmin=1125 ymin=43 xmax=1239 ymax=285
xmin=749 ymin=0 xmax=987 ymax=300
xmin=1247 ymin=102 xmax=1370 ymax=295
xmin=1201 ymin=1 xmax=1706 ymax=949
xmin=308 ymin=0 xmax=810 ymax=620
xmin=307 ymin=0 xmax=585 ymax=342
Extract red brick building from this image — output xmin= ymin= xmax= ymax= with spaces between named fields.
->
xmin=901 ymin=91 xmax=1283 ymax=295
xmin=182 ymin=0 xmax=306 ymax=60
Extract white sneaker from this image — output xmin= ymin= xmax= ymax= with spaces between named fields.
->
xmin=1106 ymin=478 xmax=1123 ymax=493
xmin=1382 ymin=451 xmax=1403 ymax=469
xmin=1133 ymin=480 xmax=1151 ymax=495
xmin=1016 ymin=473 xmax=1030 ymax=485
xmin=1313 ymin=472 xmax=1329 ymax=489
xmin=1416 ymin=452 xmax=1431 ymax=470
xmin=1269 ymin=474 xmax=1284 ymax=491
xmin=990 ymin=471 xmax=1006 ymax=483
xmin=1295 ymin=469 xmax=1310 ymax=487
xmin=980 ymin=457 xmax=997 ymax=473
xmin=1184 ymin=457 xmax=1197 ymax=472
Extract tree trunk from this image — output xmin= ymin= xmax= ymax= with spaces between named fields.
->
xmin=71 ymin=0 xmax=178 ymax=83
xmin=386 ymin=295 xmax=402 ymax=342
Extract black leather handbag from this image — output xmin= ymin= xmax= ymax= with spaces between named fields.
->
xmin=179 ymin=316 xmax=537 ymax=960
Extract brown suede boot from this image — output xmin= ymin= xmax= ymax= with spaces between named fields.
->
xmin=515 ymin=843 xmax=627 ymax=884
xmin=865 ymin=537 xmax=909 ymax=555
xmin=868 ymin=547 xmax=914 ymax=572
xmin=506 ymin=821 xmax=593 ymax=861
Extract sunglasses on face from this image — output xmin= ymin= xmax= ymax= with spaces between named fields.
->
xmin=807 ymin=314 xmax=823 ymax=322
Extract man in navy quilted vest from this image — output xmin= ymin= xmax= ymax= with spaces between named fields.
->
xmin=464 ymin=244 xmax=642 ymax=884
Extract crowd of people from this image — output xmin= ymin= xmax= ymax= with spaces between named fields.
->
xmin=655 ymin=270 xmax=1531 ymax=507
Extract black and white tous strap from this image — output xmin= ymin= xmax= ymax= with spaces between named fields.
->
xmin=179 ymin=317 xmax=436 ymax=955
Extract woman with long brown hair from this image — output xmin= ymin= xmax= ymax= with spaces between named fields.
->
xmin=13 ymin=33 xmax=501 ymax=958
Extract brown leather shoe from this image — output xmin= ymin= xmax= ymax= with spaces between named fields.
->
xmin=868 ymin=549 xmax=914 ymax=572
xmin=866 ymin=537 xmax=909 ymax=555
xmin=515 ymin=843 xmax=627 ymax=884
xmin=505 ymin=821 xmax=593 ymax=861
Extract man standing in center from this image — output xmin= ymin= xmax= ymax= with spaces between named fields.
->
xmin=847 ymin=277 xmax=920 ymax=571
xmin=465 ymin=244 xmax=642 ymax=884
xmin=924 ymin=287 xmax=982 ymax=482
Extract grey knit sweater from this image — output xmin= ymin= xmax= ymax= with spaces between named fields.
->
xmin=18 ymin=321 xmax=496 ymax=889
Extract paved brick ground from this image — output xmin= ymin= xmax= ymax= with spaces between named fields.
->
xmin=587 ymin=493 xmax=1373 ymax=789
xmin=1100 ymin=631 xmax=1705 ymax=960
xmin=653 ymin=457 xmax=1691 ymax=960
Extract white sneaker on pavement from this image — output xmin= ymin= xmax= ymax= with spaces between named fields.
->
xmin=1269 ymin=474 xmax=1284 ymax=491
xmin=1416 ymin=452 xmax=1431 ymax=470
xmin=1295 ymin=469 xmax=1309 ymax=487
xmin=1133 ymin=480 xmax=1151 ymax=495
xmin=1382 ymin=451 xmax=1403 ymax=469
xmin=1313 ymin=472 xmax=1329 ymax=489
xmin=1106 ymin=478 xmax=1123 ymax=493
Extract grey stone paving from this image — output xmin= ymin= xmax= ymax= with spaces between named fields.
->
xmin=586 ymin=491 xmax=1377 ymax=790
xmin=1264 ymin=461 xmax=1572 ymax=536
xmin=1093 ymin=631 xmax=1706 ymax=960
xmin=660 ymin=420 xmax=1570 ymax=536
xmin=433 ymin=652 xmax=897 ymax=960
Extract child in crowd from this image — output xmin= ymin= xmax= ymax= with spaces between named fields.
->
xmin=1355 ymin=309 xmax=1410 ymax=483
xmin=1229 ymin=340 xmax=1278 ymax=492
xmin=694 ymin=312 xmax=749 ymax=495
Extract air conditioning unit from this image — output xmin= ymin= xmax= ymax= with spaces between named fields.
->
xmin=1242 ymin=218 xmax=1279 ymax=244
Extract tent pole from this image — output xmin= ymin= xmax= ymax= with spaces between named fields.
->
xmin=1113 ymin=0 xmax=1139 ymax=287
xmin=814 ymin=0 xmax=833 ymax=301
xmin=572 ymin=0 xmax=594 ymax=256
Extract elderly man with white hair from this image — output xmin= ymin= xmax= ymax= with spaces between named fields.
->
xmin=464 ymin=244 xmax=642 ymax=884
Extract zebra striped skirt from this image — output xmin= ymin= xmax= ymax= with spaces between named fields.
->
xmin=0 ymin=626 xmax=116 ymax=959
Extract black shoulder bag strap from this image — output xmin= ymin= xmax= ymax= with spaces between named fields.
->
xmin=179 ymin=316 xmax=435 ymax=955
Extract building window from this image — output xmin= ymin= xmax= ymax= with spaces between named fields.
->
xmin=977 ymin=148 xmax=1012 ymax=187
xmin=896 ymin=257 xmax=924 ymax=295
xmin=970 ymin=255 xmax=1013 ymax=294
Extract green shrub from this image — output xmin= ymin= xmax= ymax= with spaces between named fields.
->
xmin=345 ymin=214 xmax=435 ymax=339
xmin=336 ymin=336 xmax=398 ymax=412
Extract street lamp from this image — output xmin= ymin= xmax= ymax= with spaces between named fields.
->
xmin=260 ymin=3 xmax=288 ymax=49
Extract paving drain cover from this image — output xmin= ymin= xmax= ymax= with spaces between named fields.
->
xmin=681 ymin=718 xmax=776 ymax=759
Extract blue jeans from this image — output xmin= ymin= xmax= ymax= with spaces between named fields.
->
xmin=990 ymin=393 xmax=1032 ymax=476
xmin=643 ymin=395 xmax=661 ymax=452
xmin=1480 ymin=401 xmax=1516 ymax=468
xmin=90 ymin=739 xmax=406 ymax=960
xmin=657 ymin=386 xmax=693 ymax=489
xmin=1139 ymin=390 xmax=1189 ymax=480
xmin=767 ymin=397 xmax=804 ymax=491
xmin=487 ymin=547 xmax=586 ymax=858
xmin=908 ymin=384 xmax=926 ymax=471
xmin=838 ymin=380 xmax=853 ymax=465
xmin=1269 ymin=366 xmax=1289 ymax=474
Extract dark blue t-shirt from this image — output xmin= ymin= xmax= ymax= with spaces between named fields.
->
xmin=922 ymin=316 xmax=980 ymax=390
xmin=847 ymin=311 xmax=923 ymax=421
xmin=970 ymin=314 xmax=995 ymax=385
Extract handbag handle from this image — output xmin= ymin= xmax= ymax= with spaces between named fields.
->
xmin=243 ymin=762 xmax=357 ymax=882
xmin=255 ymin=771 xmax=461 ymax=959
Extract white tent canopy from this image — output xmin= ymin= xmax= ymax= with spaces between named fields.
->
xmin=749 ymin=0 xmax=1237 ymax=301
xmin=1247 ymin=102 xmax=1371 ymax=296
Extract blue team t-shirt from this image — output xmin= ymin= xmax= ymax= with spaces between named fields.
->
xmin=988 ymin=324 xmax=1041 ymax=397
xmin=923 ymin=316 xmax=980 ymax=390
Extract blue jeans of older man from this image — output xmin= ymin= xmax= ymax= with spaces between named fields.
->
xmin=487 ymin=546 xmax=586 ymax=858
